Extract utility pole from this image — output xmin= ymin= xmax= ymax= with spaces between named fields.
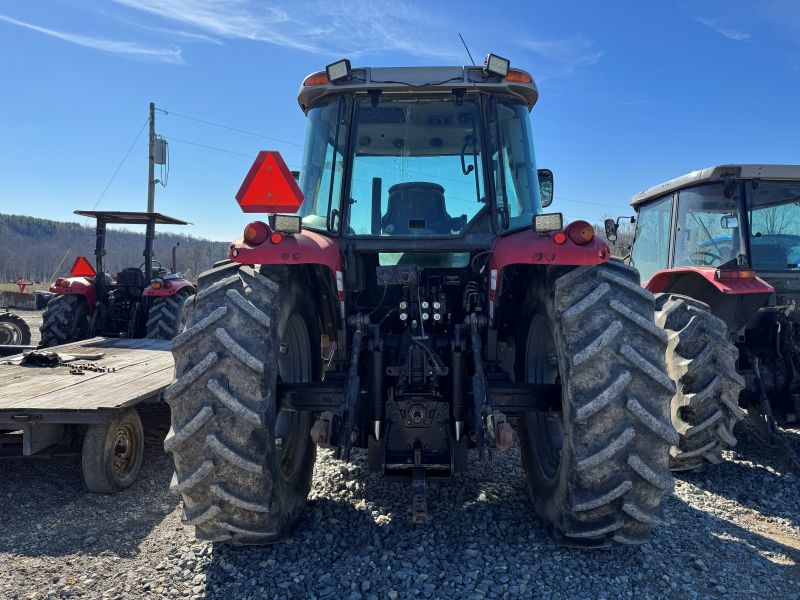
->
xmin=144 ymin=101 xmax=156 ymax=283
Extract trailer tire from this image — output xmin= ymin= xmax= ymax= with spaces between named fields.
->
xmin=165 ymin=264 xmax=318 ymax=544
xmin=654 ymin=294 xmax=745 ymax=471
xmin=0 ymin=312 xmax=32 ymax=345
xmin=82 ymin=407 xmax=144 ymax=493
xmin=40 ymin=294 xmax=90 ymax=348
xmin=518 ymin=260 xmax=677 ymax=547
xmin=146 ymin=288 xmax=193 ymax=340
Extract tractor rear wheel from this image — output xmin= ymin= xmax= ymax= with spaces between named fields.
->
xmin=518 ymin=260 xmax=677 ymax=547
xmin=146 ymin=288 xmax=193 ymax=340
xmin=165 ymin=263 xmax=318 ymax=543
xmin=654 ymin=294 xmax=745 ymax=471
xmin=0 ymin=312 xmax=31 ymax=346
xmin=40 ymin=294 xmax=90 ymax=348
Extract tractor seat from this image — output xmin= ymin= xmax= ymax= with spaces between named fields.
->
xmin=382 ymin=182 xmax=455 ymax=235
xmin=116 ymin=267 xmax=146 ymax=287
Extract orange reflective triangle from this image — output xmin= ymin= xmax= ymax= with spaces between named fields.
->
xmin=236 ymin=150 xmax=304 ymax=214
xmin=70 ymin=256 xmax=96 ymax=277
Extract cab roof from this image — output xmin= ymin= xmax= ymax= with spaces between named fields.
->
xmin=630 ymin=164 xmax=800 ymax=208
xmin=297 ymin=65 xmax=538 ymax=113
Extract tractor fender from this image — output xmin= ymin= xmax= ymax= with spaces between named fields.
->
xmin=142 ymin=279 xmax=196 ymax=298
xmin=49 ymin=277 xmax=97 ymax=312
xmin=644 ymin=268 xmax=774 ymax=335
xmin=489 ymin=229 xmax=611 ymax=272
xmin=228 ymin=229 xmax=345 ymax=318
xmin=644 ymin=267 xmax=774 ymax=295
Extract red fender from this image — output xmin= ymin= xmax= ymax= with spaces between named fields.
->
xmin=488 ymin=229 xmax=611 ymax=319
xmin=228 ymin=229 xmax=345 ymax=317
xmin=490 ymin=229 xmax=610 ymax=271
xmin=49 ymin=277 xmax=97 ymax=312
xmin=143 ymin=279 xmax=196 ymax=298
xmin=644 ymin=267 xmax=774 ymax=295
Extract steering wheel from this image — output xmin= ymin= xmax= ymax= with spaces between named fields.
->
xmin=690 ymin=251 xmax=723 ymax=266
xmin=139 ymin=260 xmax=163 ymax=270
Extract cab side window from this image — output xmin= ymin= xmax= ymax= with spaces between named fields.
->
xmin=631 ymin=194 xmax=673 ymax=282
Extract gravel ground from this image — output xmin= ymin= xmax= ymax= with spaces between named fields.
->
xmin=1 ymin=401 xmax=798 ymax=600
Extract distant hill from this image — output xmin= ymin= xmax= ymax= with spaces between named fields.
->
xmin=0 ymin=213 xmax=229 ymax=283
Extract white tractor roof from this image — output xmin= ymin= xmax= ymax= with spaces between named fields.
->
xmin=630 ymin=164 xmax=800 ymax=207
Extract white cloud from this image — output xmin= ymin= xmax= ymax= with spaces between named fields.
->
xmin=0 ymin=14 xmax=184 ymax=63
xmin=111 ymin=0 xmax=462 ymax=60
xmin=516 ymin=35 xmax=602 ymax=80
xmin=696 ymin=16 xmax=751 ymax=41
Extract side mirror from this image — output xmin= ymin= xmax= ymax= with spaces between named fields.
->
xmin=604 ymin=218 xmax=618 ymax=242
xmin=721 ymin=214 xmax=739 ymax=229
xmin=538 ymin=169 xmax=554 ymax=208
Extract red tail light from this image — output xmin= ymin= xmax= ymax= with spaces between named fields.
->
xmin=553 ymin=231 xmax=567 ymax=245
xmin=243 ymin=221 xmax=270 ymax=245
xmin=270 ymin=231 xmax=285 ymax=244
xmin=715 ymin=269 xmax=756 ymax=280
xmin=566 ymin=220 xmax=595 ymax=245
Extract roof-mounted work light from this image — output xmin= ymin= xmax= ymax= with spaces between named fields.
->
xmin=326 ymin=59 xmax=352 ymax=82
xmin=484 ymin=53 xmax=510 ymax=77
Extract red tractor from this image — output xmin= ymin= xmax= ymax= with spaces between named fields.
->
xmin=40 ymin=211 xmax=195 ymax=346
xmin=165 ymin=57 xmax=677 ymax=548
xmin=614 ymin=164 xmax=800 ymax=471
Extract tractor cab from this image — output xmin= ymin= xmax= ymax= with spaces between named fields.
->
xmin=43 ymin=211 xmax=195 ymax=344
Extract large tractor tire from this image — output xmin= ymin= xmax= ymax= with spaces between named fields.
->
xmin=654 ymin=294 xmax=745 ymax=471
xmin=0 ymin=312 xmax=31 ymax=346
xmin=165 ymin=262 xmax=318 ymax=544
xmin=146 ymin=288 xmax=193 ymax=340
xmin=518 ymin=260 xmax=677 ymax=547
xmin=40 ymin=294 xmax=90 ymax=348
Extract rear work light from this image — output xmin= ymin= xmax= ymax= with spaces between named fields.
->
xmin=326 ymin=59 xmax=352 ymax=82
xmin=270 ymin=214 xmax=302 ymax=234
xmin=566 ymin=220 xmax=595 ymax=245
xmin=484 ymin=53 xmax=510 ymax=77
xmin=715 ymin=268 xmax=756 ymax=280
xmin=243 ymin=221 xmax=270 ymax=245
xmin=534 ymin=213 xmax=563 ymax=232
xmin=303 ymin=71 xmax=330 ymax=87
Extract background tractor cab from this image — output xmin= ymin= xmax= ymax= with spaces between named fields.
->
xmin=41 ymin=210 xmax=195 ymax=346
xmin=625 ymin=165 xmax=800 ymax=461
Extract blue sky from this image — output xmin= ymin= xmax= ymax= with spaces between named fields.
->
xmin=1 ymin=0 xmax=798 ymax=241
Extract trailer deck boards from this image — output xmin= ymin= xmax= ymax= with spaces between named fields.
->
xmin=0 ymin=337 xmax=173 ymax=419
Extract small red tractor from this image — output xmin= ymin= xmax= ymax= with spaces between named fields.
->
xmin=165 ymin=57 xmax=678 ymax=547
xmin=612 ymin=164 xmax=800 ymax=471
xmin=40 ymin=211 xmax=195 ymax=346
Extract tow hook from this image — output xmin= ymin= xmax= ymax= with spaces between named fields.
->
xmin=310 ymin=411 xmax=334 ymax=447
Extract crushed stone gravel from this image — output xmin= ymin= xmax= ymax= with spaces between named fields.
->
xmin=1 ymin=403 xmax=799 ymax=600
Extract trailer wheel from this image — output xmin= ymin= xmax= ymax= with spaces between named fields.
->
xmin=146 ymin=288 xmax=193 ymax=340
xmin=165 ymin=264 xmax=318 ymax=544
xmin=40 ymin=294 xmax=90 ymax=348
xmin=81 ymin=408 xmax=144 ymax=493
xmin=518 ymin=260 xmax=677 ymax=547
xmin=654 ymin=294 xmax=745 ymax=471
xmin=0 ymin=312 xmax=31 ymax=345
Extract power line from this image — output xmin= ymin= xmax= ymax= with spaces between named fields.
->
xmin=162 ymin=134 xmax=257 ymax=159
xmin=90 ymin=117 xmax=149 ymax=211
xmin=156 ymin=107 xmax=303 ymax=148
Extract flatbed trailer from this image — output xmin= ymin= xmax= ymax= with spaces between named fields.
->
xmin=0 ymin=337 xmax=173 ymax=492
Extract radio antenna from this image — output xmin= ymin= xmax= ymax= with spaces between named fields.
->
xmin=458 ymin=33 xmax=476 ymax=66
